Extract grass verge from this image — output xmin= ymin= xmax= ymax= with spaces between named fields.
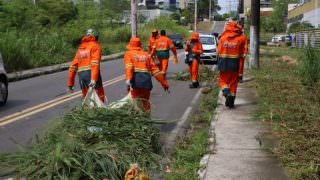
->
xmin=1 ymin=17 xmax=189 ymax=73
xmin=251 ymin=46 xmax=320 ymax=179
xmin=165 ymin=70 xmax=219 ymax=180
xmin=0 ymin=105 xmax=161 ymax=179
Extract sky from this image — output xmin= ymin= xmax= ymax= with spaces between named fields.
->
xmin=218 ymin=0 xmax=239 ymax=14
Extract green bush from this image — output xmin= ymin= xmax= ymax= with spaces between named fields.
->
xmin=298 ymin=47 xmax=320 ymax=87
xmin=0 ymin=31 xmax=74 ymax=72
xmin=0 ymin=0 xmax=189 ymax=73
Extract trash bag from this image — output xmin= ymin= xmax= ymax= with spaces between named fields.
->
xmin=82 ymin=87 xmax=107 ymax=108
xmin=124 ymin=163 xmax=150 ymax=180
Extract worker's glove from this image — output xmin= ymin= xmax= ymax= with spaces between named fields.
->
xmin=89 ymin=80 xmax=96 ymax=88
xmin=67 ymin=86 xmax=74 ymax=93
xmin=126 ymin=80 xmax=131 ymax=86
xmin=173 ymin=55 xmax=178 ymax=64
xmin=164 ymin=86 xmax=170 ymax=93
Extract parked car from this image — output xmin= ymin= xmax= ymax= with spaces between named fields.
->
xmin=167 ymin=33 xmax=184 ymax=49
xmin=0 ymin=52 xmax=8 ymax=106
xmin=271 ymin=34 xmax=286 ymax=43
xmin=199 ymin=34 xmax=218 ymax=64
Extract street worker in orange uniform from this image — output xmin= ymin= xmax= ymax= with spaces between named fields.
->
xmin=237 ymin=24 xmax=248 ymax=83
xmin=67 ymin=29 xmax=105 ymax=102
xmin=185 ymin=32 xmax=203 ymax=88
xmin=124 ymin=37 xmax=169 ymax=113
xmin=147 ymin=29 xmax=159 ymax=54
xmin=217 ymin=21 xmax=246 ymax=108
xmin=151 ymin=30 xmax=178 ymax=77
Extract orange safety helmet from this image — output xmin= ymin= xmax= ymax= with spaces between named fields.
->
xmin=127 ymin=37 xmax=142 ymax=50
xmin=190 ymin=32 xmax=200 ymax=40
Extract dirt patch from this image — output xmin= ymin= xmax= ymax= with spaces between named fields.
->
xmin=260 ymin=48 xmax=268 ymax=54
xmin=281 ymin=55 xmax=297 ymax=65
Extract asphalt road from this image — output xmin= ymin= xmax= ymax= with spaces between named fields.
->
xmin=0 ymin=50 xmax=204 ymax=152
xmin=212 ymin=21 xmax=227 ymax=35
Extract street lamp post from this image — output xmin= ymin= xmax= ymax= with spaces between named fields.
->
xmin=131 ymin=0 xmax=138 ymax=37
xmin=194 ymin=0 xmax=197 ymax=31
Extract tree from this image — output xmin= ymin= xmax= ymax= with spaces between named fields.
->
xmin=261 ymin=0 xmax=300 ymax=33
xmin=0 ymin=0 xmax=35 ymax=30
xmin=198 ymin=0 xmax=220 ymax=18
xmin=35 ymin=0 xmax=78 ymax=26
xmin=288 ymin=21 xmax=314 ymax=33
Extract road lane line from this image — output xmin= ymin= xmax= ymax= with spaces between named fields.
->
xmin=0 ymin=75 xmax=125 ymax=126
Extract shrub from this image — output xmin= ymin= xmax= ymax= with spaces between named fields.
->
xmin=298 ymin=47 xmax=320 ymax=87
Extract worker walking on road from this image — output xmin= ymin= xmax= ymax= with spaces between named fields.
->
xmin=147 ymin=29 xmax=159 ymax=54
xmin=217 ymin=21 xmax=246 ymax=108
xmin=185 ymin=32 xmax=203 ymax=88
xmin=238 ymin=24 xmax=248 ymax=83
xmin=67 ymin=29 xmax=105 ymax=102
xmin=151 ymin=30 xmax=178 ymax=77
xmin=124 ymin=37 xmax=169 ymax=113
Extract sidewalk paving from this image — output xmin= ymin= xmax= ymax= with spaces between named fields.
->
xmin=204 ymin=80 xmax=289 ymax=180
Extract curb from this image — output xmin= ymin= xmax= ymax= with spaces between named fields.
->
xmin=7 ymin=52 xmax=124 ymax=82
xmin=197 ymin=91 xmax=222 ymax=180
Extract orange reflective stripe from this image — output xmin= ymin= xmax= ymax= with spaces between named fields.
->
xmin=219 ymin=54 xmax=241 ymax=58
xmin=78 ymin=66 xmax=91 ymax=72
xmin=152 ymin=70 xmax=161 ymax=76
xmin=126 ymin=63 xmax=133 ymax=67
xmin=69 ymin=66 xmax=78 ymax=71
xmin=134 ymin=68 xmax=149 ymax=73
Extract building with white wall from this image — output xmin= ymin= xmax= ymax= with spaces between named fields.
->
xmin=288 ymin=0 xmax=320 ymax=28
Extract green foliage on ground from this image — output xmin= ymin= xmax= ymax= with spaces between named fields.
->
xmin=251 ymin=46 xmax=320 ymax=179
xmin=0 ymin=106 xmax=161 ymax=179
xmin=0 ymin=0 xmax=189 ymax=73
xmin=165 ymin=70 xmax=219 ymax=180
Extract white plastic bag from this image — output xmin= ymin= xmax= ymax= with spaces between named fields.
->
xmin=82 ymin=87 xmax=107 ymax=108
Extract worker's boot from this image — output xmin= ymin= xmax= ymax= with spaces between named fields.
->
xmin=189 ymin=81 xmax=200 ymax=88
xmin=222 ymin=88 xmax=230 ymax=97
xmin=238 ymin=76 xmax=243 ymax=83
xmin=226 ymin=96 xmax=236 ymax=108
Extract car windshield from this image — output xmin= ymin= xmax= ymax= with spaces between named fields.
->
xmin=200 ymin=36 xmax=215 ymax=45
xmin=168 ymin=34 xmax=181 ymax=40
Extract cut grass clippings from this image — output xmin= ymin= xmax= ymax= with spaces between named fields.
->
xmin=251 ymin=46 xmax=320 ymax=179
xmin=165 ymin=73 xmax=219 ymax=180
xmin=0 ymin=105 xmax=161 ymax=179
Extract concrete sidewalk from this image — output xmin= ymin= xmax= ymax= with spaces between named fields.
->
xmin=204 ymin=80 xmax=289 ymax=180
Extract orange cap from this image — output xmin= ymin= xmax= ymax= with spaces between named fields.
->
xmin=152 ymin=29 xmax=158 ymax=33
xmin=127 ymin=37 xmax=142 ymax=50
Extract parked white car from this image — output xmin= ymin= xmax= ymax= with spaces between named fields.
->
xmin=271 ymin=34 xmax=286 ymax=43
xmin=0 ymin=52 xmax=8 ymax=106
xmin=199 ymin=34 xmax=218 ymax=64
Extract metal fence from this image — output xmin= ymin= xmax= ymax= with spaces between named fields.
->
xmin=292 ymin=29 xmax=320 ymax=49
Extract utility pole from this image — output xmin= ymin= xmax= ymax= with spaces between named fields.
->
xmin=249 ymin=0 xmax=260 ymax=68
xmin=209 ymin=0 xmax=212 ymax=21
xmin=131 ymin=0 xmax=138 ymax=37
xmin=194 ymin=0 xmax=197 ymax=31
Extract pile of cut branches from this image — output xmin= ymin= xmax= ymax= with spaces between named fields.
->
xmin=0 ymin=105 xmax=161 ymax=179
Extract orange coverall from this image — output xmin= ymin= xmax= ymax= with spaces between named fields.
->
xmin=148 ymin=35 xmax=159 ymax=54
xmin=238 ymin=33 xmax=248 ymax=78
xmin=151 ymin=35 xmax=177 ymax=74
xmin=124 ymin=37 xmax=169 ymax=112
xmin=218 ymin=21 xmax=245 ymax=97
xmin=185 ymin=32 xmax=203 ymax=83
xmin=67 ymin=36 xmax=105 ymax=102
